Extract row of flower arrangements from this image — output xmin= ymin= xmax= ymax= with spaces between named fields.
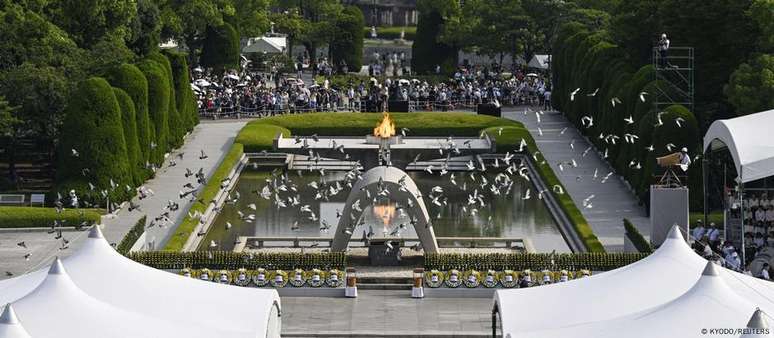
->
xmin=424 ymin=269 xmax=592 ymax=288
xmin=180 ymin=268 xmax=345 ymax=287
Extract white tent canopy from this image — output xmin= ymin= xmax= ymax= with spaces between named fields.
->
xmin=527 ymin=54 xmax=550 ymax=70
xmin=0 ymin=226 xmax=282 ymax=338
xmin=494 ymin=226 xmax=774 ymax=337
xmin=0 ymin=304 xmax=31 ymax=338
xmin=243 ymin=36 xmax=287 ymax=54
xmin=703 ymin=109 xmax=774 ymax=183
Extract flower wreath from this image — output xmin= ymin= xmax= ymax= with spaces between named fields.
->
xmin=198 ymin=268 xmax=213 ymax=282
xmin=326 ymin=269 xmax=343 ymax=287
xmin=180 ymin=268 xmax=193 ymax=278
xmin=308 ymin=269 xmax=325 ymax=287
xmin=500 ymin=270 xmax=519 ymax=288
xmin=444 ymin=269 xmax=462 ymax=288
xmin=463 ymin=270 xmax=481 ymax=288
xmin=252 ymin=268 xmax=270 ymax=287
xmin=424 ymin=270 xmax=444 ymax=288
xmin=482 ymin=270 xmax=498 ymax=288
xmin=271 ymin=270 xmax=289 ymax=288
xmin=235 ymin=268 xmax=250 ymax=286
xmin=289 ymin=269 xmax=306 ymax=287
xmin=217 ymin=270 xmax=231 ymax=284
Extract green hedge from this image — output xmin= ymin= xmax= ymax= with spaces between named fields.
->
xmin=127 ymin=251 xmax=346 ymax=270
xmin=107 ymin=63 xmax=153 ymax=168
xmin=252 ymin=112 xmax=520 ymax=136
xmin=364 ymin=26 xmax=417 ymax=40
xmin=56 ymin=77 xmax=133 ymax=203
xmin=137 ymin=59 xmax=170 ymax=163
xmin=623 ymin=218 xmax=652 ymax=253
xmin=486 ymin=126 xmax=605 ymax=252
xmin=164 ymin=143 xmax=244 ymax=251
xmin=236 ymin=124 xmax=290 ymax=153
xmin=117 ymin=215 xmax=146 ymax=255
xmin=112 ymin=87 xmax=143 ymax=185
xmin=425 ymin=252 xmax=647 ymax=271
xmin=0 ymin=206 xmax=101 ymax=228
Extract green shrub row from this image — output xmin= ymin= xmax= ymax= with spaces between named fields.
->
xmin=117 ymin=216 xmax=147 ymax=255
xmin=624 ymin=218 xmax=652 ymax=253
xmin=364 ymin=26 xmax=417 ymax=41
xmin=163 ymin=143 xmax=244 ymax=251
xmin=127 ymin=251 xmax=347 ymax=270
xmin=56 ymin=52 xmax=198 ymax=206
xmin=0 ymin=206 xmax=101 ymax=228
xmin=486 ymin=125 xmax=605 ymax=252
xmin=551 ymin=22 xmax=702 ymax=210
xmin=424 ymin=252 xmax=647 ymax=271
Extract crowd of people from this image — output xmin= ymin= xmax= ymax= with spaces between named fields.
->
xmin=191 ymin=63 xmax=551 ymax=118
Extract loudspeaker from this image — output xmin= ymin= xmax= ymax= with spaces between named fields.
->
xmin=388 ymin=100 xmax=409 ymax=112
xmin=477 ymin=103 xmax=501 ymax=117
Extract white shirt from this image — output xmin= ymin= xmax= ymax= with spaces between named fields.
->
xmin=762 ymin=269 xmax=771 ymax=280
xmin=756 ymin=209 xmax=767 ymax=222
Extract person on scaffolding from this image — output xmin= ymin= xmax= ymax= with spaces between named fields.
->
xmin=658 ymin=33 xmax=671 ymax=68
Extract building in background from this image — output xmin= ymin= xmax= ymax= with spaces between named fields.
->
xmin=344 ymin=0 xmax=418 ymax=27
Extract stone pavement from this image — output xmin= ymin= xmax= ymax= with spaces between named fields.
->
xmin=0 ymin=229 xmax=87 ymax=278
xmin=281 ymin=290 xmax=491 ymax=337
xmin=502 ymin=107 xmax=650 ymax=251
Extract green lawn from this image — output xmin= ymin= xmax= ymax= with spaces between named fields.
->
xmin=0 ymin=206 xmax=102 ymax=228
xmin=165 ymin=112 xmax=604 ymax=252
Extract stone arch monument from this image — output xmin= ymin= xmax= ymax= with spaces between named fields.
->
xmin=332 ymin=166 xmax=439 ymax=253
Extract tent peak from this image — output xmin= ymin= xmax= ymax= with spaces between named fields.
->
xmin=701 ymin=261 xmax=719 ymax=277
xmin=88 ymin=224 xmax=104 ymax=239
xmin=48 ymin=257 xmax=65 ymax=275
xmin=748 ymin=308 xmax=769 ymax=329
xmin=667 ymin=225 xmax=684 ymax=240
xmin=0 ymin=303 xmax=19 ymax=324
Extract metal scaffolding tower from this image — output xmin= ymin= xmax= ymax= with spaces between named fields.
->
xmin=652 ymin=47 xmax=694 ymax=112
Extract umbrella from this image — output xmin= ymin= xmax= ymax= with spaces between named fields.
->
xmin=193 ymin=79 xmax=211 ymax=87
xmin=526 ymin=73 xmax=539 ymax=77
xmin=398 ymin=79 xmax=410 ymax=85
xmin=225 ymin=74 xmax=239 ymax=80
xmin=190 ymin=84 xmax=202 ymax=92
xmin=193 ymin=67 xmax=204 ymax=73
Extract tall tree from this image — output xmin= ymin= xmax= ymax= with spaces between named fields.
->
xmin=46 ymin=0 xmax=137 ymax=48
xmin=329 ymin=6 xmax=365 ymax=72
xmin=724 ymin=54 xmax=774 ymax=115
xmin=128 ymin=0 xmax=162 ymax=56
xmin=413 ymin=0 xmax=461 ymax=74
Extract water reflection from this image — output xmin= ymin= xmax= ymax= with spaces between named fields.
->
xmin=201 ymin=168 xmax=570 ymax=252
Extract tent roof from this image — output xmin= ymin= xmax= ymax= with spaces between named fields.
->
xmin=243 ymin=36 xmax=286 ymax=54
xmin=527 ymin=54 xmax=550 ymax=69
xmin=494 ymin=226 xmax=774 ymax=337
xmin=0 ymin=226 xmax=281 ymax=338
xmin=0 ymin=304 xmax=31 ymax=338
xmin=703 ymin=109 xmax=774 ymax=183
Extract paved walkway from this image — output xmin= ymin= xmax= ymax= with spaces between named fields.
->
xmin=281 ymin=290 xmax=491 ymax=337
xmin=502 ymin=107 xmax=650 ymax=251
xmin=102 ymin=120 xmax=246 ymax=247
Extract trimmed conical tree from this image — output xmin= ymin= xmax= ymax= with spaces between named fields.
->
xmin=147 ymin=51 xmax=183 ymax=148
xmin=56 ymin=77 xmax=132 ymax=203
xmin=113 ymin=87 xmax=142 ymax=185
xmin=137 ymin=59 xmax=169 ymax=164
xmin=164 ymin=50 xmax=198 ymax=132
xmin=107 ymin=63 xmax=153 ymax=170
